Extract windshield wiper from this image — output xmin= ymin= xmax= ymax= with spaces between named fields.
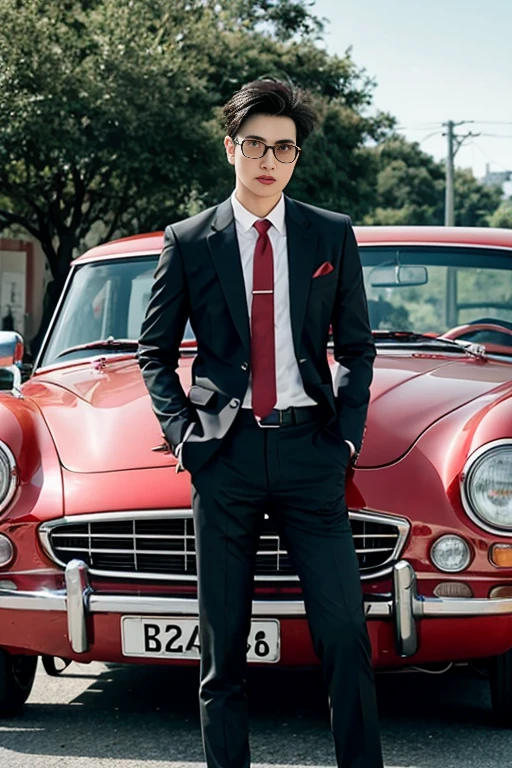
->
xmin=373 ymin=331 xmax=486 ymax=359
xmin=54 ymin=337 xmax=139 ymax=360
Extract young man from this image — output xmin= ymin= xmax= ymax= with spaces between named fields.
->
xmin=138 ymin=79 xmax=382 ymax=768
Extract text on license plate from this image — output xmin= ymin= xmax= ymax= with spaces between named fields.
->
xmin=121 ymin=616 xmax=280 ymax=663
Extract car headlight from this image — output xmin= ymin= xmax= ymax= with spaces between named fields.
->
xmin=431 ymin=535 xmax=472 ymax=572
xmin=462 ymin=442 xmax=512 ymax=532
xmin=0 ymin=441 xmax=18 ymax=513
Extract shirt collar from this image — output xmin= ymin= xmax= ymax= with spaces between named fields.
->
xmin=230 ymin=191 xmax=286 ymax=235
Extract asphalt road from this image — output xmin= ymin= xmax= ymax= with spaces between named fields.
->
xmin=0 ymin=660 xmax=510 ymax=768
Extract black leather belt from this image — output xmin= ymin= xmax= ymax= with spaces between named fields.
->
xmin=239 ymin=406 xmax=320 ymax=428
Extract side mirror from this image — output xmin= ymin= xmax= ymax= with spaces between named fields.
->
xmin=369 ymin=264 xmax=428 ymax=288
xmin=0 ymin=331 xmax=25 ymax=395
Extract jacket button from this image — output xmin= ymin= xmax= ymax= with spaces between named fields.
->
xmin=299 ymin=358 xmax=307 ymax=364
xmin=241 ymin=362 xmax=249 ymax=371
xmin=230 ymin=399 xmax=240 ymax=408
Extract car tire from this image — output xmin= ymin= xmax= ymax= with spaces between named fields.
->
xmin=489 ymin=649 xmax=512 ymax=727
xmin=0 ymin=650 xmax=38 ymax=717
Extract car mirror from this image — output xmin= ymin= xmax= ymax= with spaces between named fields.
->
xmin=369 ymin=264 xmax=428 ymax=288
xmin=0 ymin=331 xmax=25 ymax=394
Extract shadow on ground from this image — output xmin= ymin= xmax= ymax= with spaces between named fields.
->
xmin=0 ymin=662 xmax=505 ymax=766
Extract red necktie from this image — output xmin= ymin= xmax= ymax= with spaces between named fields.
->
xmin=251 ymin=219 xmax=277 ymax=419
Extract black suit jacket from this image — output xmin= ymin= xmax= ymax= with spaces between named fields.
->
xmin=138 ymin=195 xmax=376 ymax=476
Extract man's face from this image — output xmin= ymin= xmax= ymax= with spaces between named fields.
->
xmin=224 ymin=114 xmax=299 ymax=201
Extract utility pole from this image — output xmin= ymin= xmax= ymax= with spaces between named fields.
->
xmin=442 ymin=120 xmax=480 ymax=226
xmin=444 ymin=121 xmax=455 ymax=226
xmin=442 ymin=120 xmax=480 ymax=327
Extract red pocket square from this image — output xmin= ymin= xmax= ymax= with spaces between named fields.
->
xmin=312 ymin=262 xmax=334 ymax=278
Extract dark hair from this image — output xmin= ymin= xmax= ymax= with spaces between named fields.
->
xmin=223 ymin=78 xmax=317 ymax=147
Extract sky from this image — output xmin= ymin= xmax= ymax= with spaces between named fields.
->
xmin=313 ymin=0 xmax=512 ymax=191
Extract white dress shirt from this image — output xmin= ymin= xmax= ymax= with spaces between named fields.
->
xmin=230 ymin=192 xmax=316 ymax=410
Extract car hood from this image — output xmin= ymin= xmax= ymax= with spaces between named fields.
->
xmin=23 ymin=353 xmax=512 ymax=472
xmin=23 ymin=356 xmax=192 ymax=473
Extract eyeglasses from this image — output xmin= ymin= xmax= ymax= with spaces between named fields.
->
xmin=234 ymin=138 xmax=301 ymax=164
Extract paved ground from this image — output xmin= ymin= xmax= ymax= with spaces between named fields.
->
xmin=0 ymin=660 xmax=510 ymax=767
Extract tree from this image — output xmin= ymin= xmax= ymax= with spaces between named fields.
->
xmin=0 ymin=0 xmax=220 ymax=286
xmin=361 ymin=136 xmax=503 ymax=227
xmin=362 ymin=137 xmax=445 ymax=225
xmin=0 ymin=0 xmax=395 ymax=352
xmin=453 ymin=169 xmax=503 ymax=227
xmin=488 ymin=198 xmax=512 ymax=229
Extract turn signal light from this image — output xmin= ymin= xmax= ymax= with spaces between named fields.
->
xmin=433 ymin=582 xmax=473 ymax=598
xmin=490 ymin=545 xmax=512 ymax=567
xmin=489 ymin=586 xmax=512 ymax=599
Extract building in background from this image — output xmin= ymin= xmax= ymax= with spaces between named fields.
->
xmin=481 ymin=163 xmax=512 ymax=191
xmin=0 ymin=237 xmax=49 ymax=344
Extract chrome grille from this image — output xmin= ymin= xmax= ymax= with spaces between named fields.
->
xmin=40 ymin=510 xmax=409 ymax=582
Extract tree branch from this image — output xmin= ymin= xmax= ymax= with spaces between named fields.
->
xmin=0 ymin=209 xmax=42 ymax=240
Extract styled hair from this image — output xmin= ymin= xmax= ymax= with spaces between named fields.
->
xmin=223 ymin=78 xmax=317 ymax=147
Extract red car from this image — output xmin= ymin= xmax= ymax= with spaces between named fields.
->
xmin=1 ymin=225 xmax=511 ymax=723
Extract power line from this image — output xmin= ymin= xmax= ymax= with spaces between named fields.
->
xmin=418 ymin=131 xmax=442 ymax=144
xmin=397 ymin=121 xmax=512 ymax=131
xmin=466 ymin=140 xmax=511 ymax=173
xmin=395 ymin=124 xmax=443 ymax=131
xmin=470 ymin=121 xmax=512 ymax=126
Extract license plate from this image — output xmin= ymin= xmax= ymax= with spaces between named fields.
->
xmin=121 ymin=616 xmax=280 ymax=663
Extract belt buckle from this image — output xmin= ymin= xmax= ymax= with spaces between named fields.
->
xmin=255 ymin=410 xmax=282 ymax=428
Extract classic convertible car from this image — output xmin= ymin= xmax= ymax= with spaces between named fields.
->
xmin=0 ymin=225 xmax=511 ymax=723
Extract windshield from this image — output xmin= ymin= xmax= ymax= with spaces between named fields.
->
xmin=362 ymin=246 xmax=512 ymax=348
xmin=38 ymin=245 xmax=512 ymax=368
xmin=39 ymin=256 xmax=195 ymax=367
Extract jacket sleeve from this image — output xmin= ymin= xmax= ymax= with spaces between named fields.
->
xmin=138 ymin=225 xmax=195 ymax=450
xmin=331 ymin=217 xmax=376 ymax=455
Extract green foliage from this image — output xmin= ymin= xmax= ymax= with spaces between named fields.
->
xmin=0 ymin=0 xmax=506 ymax=334
xmin=0 ymin=0 xmax=393 ymax=287
xmin=362 ymin=136 xmax=445 ymax=225
xmin=362 ymin=136 xmax=503 ymax=227
xmin=453 ymin=169 xmax=503 ymax=227
xmin=0 ymin=0 xmax=224 ymax=278
xmin=488 ymin=198 xmax=512 ymax=229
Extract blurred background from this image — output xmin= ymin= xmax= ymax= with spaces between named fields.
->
xmin=0 ymin=0 xmax=510 ymax=349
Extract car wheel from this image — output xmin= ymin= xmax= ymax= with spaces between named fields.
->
xmin=0 ymin=649 xmax=38 ymax=717
xmin=489 ymin=649 xmax=512 ymax=727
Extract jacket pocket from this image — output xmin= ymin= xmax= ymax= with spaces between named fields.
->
xmin=188 ymin=385 xmax=216 ymax=407
xmin=310 ymin=270 xmax=337 ymax=291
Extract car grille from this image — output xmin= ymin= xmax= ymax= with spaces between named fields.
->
xmin=40 ymin=510 xmax=409 ymax=582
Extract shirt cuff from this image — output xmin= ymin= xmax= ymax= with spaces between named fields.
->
xmin=174 ymin=421 xmax=196 ymax=473
xmin=344 ymin=439 xmax=356 ymax=458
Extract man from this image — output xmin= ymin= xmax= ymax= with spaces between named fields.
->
xmin=138 ymin=78 xmax=382 ymax=768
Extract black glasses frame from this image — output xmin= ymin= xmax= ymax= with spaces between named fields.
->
xmin=233 ymin=138 xmax=301 ymax=164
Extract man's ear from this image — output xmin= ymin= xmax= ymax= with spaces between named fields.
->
xmin=224 ymin=135 xmax=235 ymax=165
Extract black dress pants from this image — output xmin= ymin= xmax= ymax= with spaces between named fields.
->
xmin=190 ymin=413 xmax=383 ymax=768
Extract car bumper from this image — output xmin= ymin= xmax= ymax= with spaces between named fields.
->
xmin=1 ymin=559 xmax=512 ymax=659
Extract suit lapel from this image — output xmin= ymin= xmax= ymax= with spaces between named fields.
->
xmin=207 ymin=198 xmax=251 ymax=354
xmin=285 ymin=197 xmax=318 ymax=357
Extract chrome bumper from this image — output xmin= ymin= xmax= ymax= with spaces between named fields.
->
xmin=2 ymin=559 xmax=512 ymax=658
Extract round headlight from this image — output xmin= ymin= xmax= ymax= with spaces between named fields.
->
xmin=0 ymin=534 xmax=14 ymax=568
xmin=431 ymin=535 xmax=471 ymax=573
xmin=462 ymin=443 xmax=512 ymax=531
xmin=0 ymin=441 xmax=17 ymax=512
